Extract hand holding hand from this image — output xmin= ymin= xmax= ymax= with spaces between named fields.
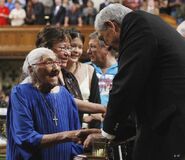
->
xmin=83 ymin=133 xmax=104 ymax=148
xmin=62 ymin=130 xmax=82 ymax=143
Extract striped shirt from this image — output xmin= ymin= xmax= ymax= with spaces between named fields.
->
xmin=7 ymin=84 xmax=83 ymax=160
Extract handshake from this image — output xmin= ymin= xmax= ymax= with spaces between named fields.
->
xmin=65 ymin=128 xmax=105 ymax=148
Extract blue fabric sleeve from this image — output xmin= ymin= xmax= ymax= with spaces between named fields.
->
xmin=10 ymin=86 xmax=43 ymax=149
xmin=71 ymin=143 xmax=83 ymax=158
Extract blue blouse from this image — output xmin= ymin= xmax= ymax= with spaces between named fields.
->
xmin=7 ymin=83 xmax=83 ymax=160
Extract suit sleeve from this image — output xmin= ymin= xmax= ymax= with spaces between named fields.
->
xmin=103 ymin=13 xmax=158 ymax=135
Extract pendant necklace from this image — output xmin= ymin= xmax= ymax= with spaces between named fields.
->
xmin=40 ymin=92 xmax=58 ymax=126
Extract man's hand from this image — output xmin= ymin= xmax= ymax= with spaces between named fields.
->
xmin=83 ymin=133 xmax=105 ymax=148
xmin=76 ymin=129 xmax=106 ymax=148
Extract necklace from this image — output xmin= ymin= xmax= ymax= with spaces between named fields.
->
xmin=40 ymin=92 xmax=58 ymax=126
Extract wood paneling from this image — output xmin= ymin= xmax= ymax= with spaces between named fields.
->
xmin=0 ymin=25 xmax=94 ymax=59
xmin=0 ymin=15 xmax=176 ymax=59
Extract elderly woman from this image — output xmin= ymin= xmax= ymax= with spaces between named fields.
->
xmin=7 ymin=48 xmax=83 ymax=160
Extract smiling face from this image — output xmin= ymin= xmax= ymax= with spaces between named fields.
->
xmin=88 ymin=38 xmax=107 ymax=67
xmin=69 ymin=37 xmax=83 ymax=63
xmin=52 ymin=40 xmax=71 ymax=68
xmin=30 ymin=54 xmax=61 ymax=92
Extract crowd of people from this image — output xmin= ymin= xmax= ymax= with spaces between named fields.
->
xmin=5 ymin=25 xmax=119 ymax=159
xmin=1 ymin=1 xmax=185 ymax=160
xmin=0 ymin=0 xmax=185 ymax=26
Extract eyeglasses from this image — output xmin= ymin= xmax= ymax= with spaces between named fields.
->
xmin=32 ymin=60 xmax=61 ymax=67
xmin=53 ymin=46 xmax=72 ymax=53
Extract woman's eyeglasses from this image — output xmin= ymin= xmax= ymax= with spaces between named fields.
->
xmin=53 ymin=46 xmax=72 ymax=53
xmin=32 ymin=60 xmax=61 ymax=67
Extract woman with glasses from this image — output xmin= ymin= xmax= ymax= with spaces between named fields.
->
xmin=33 ymin=26 xmax=105 ymax=124
xmin=7 ymin=47 xmax=83 ymax=160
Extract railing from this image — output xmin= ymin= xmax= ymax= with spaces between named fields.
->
xmin=0 ymin=25 xmax=95 ymax=59
xmin=0 ymin=14 xmax=176 ymax=59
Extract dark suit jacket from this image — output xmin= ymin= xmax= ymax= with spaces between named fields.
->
xmin=51 ymin=5 xmax=66 ymax=25
xmin=103 ymin=10 xmax=185 ymax=160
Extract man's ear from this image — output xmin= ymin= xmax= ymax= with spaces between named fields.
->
xmin=104 ymin=20 xmax=120 ymax=32
xmin=104 ymin=20 xmax=115 ymax=30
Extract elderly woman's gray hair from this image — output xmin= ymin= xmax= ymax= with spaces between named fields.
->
xmin=177 ymin=21 xmax=185 ymax=38
xmin=94 ymin=3 xmax=132 ymax=31
xmin=22 ymin=47 xmax=56 ymax=76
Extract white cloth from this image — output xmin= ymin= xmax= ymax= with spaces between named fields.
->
xmin=79 ymin=65 xmax=90 ymax=101
xmin=9 ymin=8 xmax=26 ymax=26
xmin=101 ymin=129 xmax=115 ymax=140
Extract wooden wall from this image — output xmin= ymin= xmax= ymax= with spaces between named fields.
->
xmin=0 ymin=14 xmax=176 ymax=59
xmin=0 ymin=25 xmax=95 ymax=59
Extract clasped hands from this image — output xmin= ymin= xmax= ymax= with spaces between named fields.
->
xmin=65 ymin=129 xmax=104 ymax=148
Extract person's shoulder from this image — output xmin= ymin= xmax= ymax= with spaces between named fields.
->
xmin=123 ymin=10 xmax=155 ymax=30
xmin=61 ymin=68 xmax=76 ymax=79
xmin=86 ymin=63 xmax=94 ymax=71
xmin=83 ymin=63 xmax=94 ymax=75
xmin=11 ymin=83 xmax=32 ymax=94
xmin=59 ymin=85 xmax=74 ymax=99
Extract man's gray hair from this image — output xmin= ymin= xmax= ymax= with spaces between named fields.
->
xmin=177 ymin=21 xmax=185 ymax=38
xmin=22 ymin=47 xmax=55 ymax=76
xmin=94 ymin=3 xmax=132 ymax=31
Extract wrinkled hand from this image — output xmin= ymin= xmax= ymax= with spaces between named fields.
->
xmin=62 ymin=130 xmax=82 ymax=144
xmin=76 ymin=129 xmax=102 ymax=147
xmin=83 ymin=133 xmax=105 ymax=148
xmin=77 ymin=129 xmax=101 ymax=139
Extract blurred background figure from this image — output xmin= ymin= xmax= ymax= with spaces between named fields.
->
xmin=168 ymin=0 xmax=185 ymax=24
xmin=0 ymin=0 xmax=10 ymax=25
xmin=177 ymin=20 xmax=185 ymax=37
xmin=146 ymin=0 xmax=159 ymax=15
xmin=9 ymin=0 xmax=26 ymax=26
xmin=122 ymin=0 xmax=141 ymax=10
xmin=5 ymin=0 xmax=15 ymax=11
xmin=50 ymin=0 xmax=66 ymax=26
xmin=39 ymin=0 xmax=53 ymax=16
xmin=99 ymin=0 xmax=110 ymax=11
xmin=64 ymin=2 xmax=83 ymax=27
xmin=82 ymin=0 xmax=97 ymax=25
xmin=25 ymin=0 xmax=36 ymax=24
xmin=31 ymin=0 xmax=45 ymax=24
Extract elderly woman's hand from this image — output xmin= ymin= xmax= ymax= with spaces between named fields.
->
xmin=76 ymin=129 xmax=106 ymax=148
xmin=62 ymin=130 xmax=82 ymax=143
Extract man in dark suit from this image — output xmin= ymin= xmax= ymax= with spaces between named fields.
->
xmin=51 ymin=0 xmax=66 ymax=26
xmin=93 ymin=3 xmax=185 ymax=160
